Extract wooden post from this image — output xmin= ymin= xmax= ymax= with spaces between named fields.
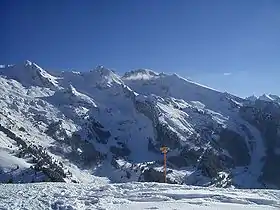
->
xmin=163 ymin=151 xmax=167 ymax=183
xmin=160 ymin=146 xmax=169 ymax=183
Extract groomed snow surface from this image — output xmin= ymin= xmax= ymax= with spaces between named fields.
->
xmin=0 ymin=182 xmax=279 ymax=210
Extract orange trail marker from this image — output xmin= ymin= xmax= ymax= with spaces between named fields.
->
xmin=160 ymin=146 xmax=169 ymax=183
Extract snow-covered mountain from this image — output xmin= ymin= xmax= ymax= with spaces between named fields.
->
xmin=0 ymin=61 xmax=280 ymax=189
xmin=246 ymin=94 xmax=280 ymax=104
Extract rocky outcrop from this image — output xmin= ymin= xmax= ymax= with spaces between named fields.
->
xmin=84 ymin=118 xmax=111 ymax=144
xmin=68 ymin=134 xmax=103 ymax=165
xmin=197 ymin=150 xmax=231 ymax=178
xmin=167 ymin=156 xmax=188 ymax=168
xmin=240 ymin=100 xmax=280 ymax=188
xmin=262 ymin=154 xmax=280 ymax=188
xmin=154 ymin=123 xmax=182 ymax=149
xmin=110 ymin=145 xmax=131 ymax=158
xmin=134 ymin=99 xmax=182 ymax=150
xmin=45 ymin=120 xmax=67 ymax=141
xmin=134 ymin=99 xmax=239 ymax=183
xmin=45 ymin=121 xmax=104 ymax=166
xmin=141 ymin=168 xmax=178 ymax=184
xmin=0 ymin=124 xmax=68 ymax=182
xmin=180 ymin=148 xmax=202 ymax=165
xmin=218 ymin=129 xmax=251 ymax=166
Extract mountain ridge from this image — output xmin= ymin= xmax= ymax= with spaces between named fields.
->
xmin=0 ymin=60 xmax=279 ymax=189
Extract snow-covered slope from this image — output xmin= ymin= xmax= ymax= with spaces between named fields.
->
xmin=0 ymin=182 xmax=279 ymax=210
xmin=246 ymin=94 xmax=280 ymax=104
xmin=0 ymin=61 xmax=279 ymax=190
xmin=0 ymin=60 xmax=59 ymax=88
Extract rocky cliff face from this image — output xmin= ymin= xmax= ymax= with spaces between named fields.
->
xmin=0 ymin=61 xmax=279 ymax=189
xmin=240 ymin=100 xmax=280 ymax=188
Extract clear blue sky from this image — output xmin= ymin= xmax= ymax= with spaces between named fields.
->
xmin=1 ymin=0 xmax=280 ymax=97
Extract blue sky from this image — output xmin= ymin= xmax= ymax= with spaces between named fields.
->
xmin=1 ymin=0 xmax=280 ymax=97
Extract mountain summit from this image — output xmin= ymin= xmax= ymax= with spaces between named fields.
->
xmin=0 ymin=60 xmax=59 ymax=88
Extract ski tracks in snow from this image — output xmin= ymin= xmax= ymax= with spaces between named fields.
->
xmin=0 ymin=182 xmax=279 ymax=210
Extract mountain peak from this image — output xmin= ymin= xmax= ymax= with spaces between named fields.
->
xmin=93 ymin=65 xmax=113 ymax=77
xmin=0 ymin=60 xmax=58 ymax=88
xmin=258 ymin=94 xmax=274 ymax=102
xmin=246 ymin=95 xmax=258 ymax=102
xmin=245 ymin=94 xmax=280 ymax=106
xmin=24 ymin=60 xmax=33 ymax=66
xmin=64 ymin=84 xmax=77 ymax=95
xmin=83 ymin=65 xmax=123 ymax=87
xmin=123 ymin=69 xmax=159 ymax=80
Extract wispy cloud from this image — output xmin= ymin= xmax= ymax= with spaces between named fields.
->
xmin=223 ymin=72 xmax=232 ymax=76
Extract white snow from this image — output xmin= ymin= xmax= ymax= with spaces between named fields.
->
xmin=0 ymin=60 xmax=280 ymax=191
xmin=0 ymin=182 xmax=279 ymax=210
xmin=259 ymin=94 xmax=274 ymax=102
xmin=246 ymin=94 xmax=280 ymax=104
xmin=0 ymin=150 xmax=31 ymax=172
xmin=246 ymin=95 xmax=258 ymax=102
xmin=0 ymin=60 xmax=59 ymax=88
xmin=123 ymin=69 xmax=159 ymax=80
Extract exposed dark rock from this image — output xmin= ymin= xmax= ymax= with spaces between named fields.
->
xmin=45 ymin=120 xmax=103 ymax=166
xmin=262 ymin=154 xmax=280 ymax=187
xmin=45 ymin=120 xmax=66 ymax=141
xmin=0 ymin=124 xmax=27 ymax=148
xmin=126 ymin=171 xmax=131 ymax=179
xmin=240 ymin=124 xmax=254 ymax=140
xmin=110 ymin=145 xmax=131 ymax=157
xmin=141 ymin=168 xmax=178 ymax=184
xmin=180 ymin=148 xmax=202 ymax=165
xmin=0 ymin=123 xmax=68 ymax=182
xmin=135 ymin=99 xmax=182 ymax=150
xmin=167 ymin=156 xmax=188 ymax=168
xmin=86 ymin=118 xmax=111 ymax=144
xmin=218 ymin=129 xmax=251 ymax=166
xmin=198 ymin=150 xmax=221 ymax=178
xmin=49 ymin=133 xmax=103 ymax=167
xmin=240 ymin=100 xmax=280 ymax=187
xmin=19 ymin=127 xmax=26 ymax=132
xmin=134 ymin=99 xmax=239 ymax=182
xmin=134 ymin=100 xmax=157 ymax=122
xmin=198 ymin=149 xmax=233 ymax=178
xmin=111 ymin=158 xmax=120 ymax=169
xmin=148 ymin=137 xmax=158 ymax=153
xmin=154 ymin=123 xmax=181 ymax=149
